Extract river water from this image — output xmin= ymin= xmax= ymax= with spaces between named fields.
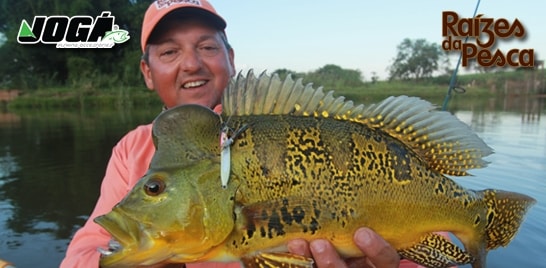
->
xmin=0 ymin=95 xmax=544 ymax=267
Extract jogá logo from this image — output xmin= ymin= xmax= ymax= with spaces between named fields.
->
xmin=441 ymin=11 xmax=535 ymax=68
xmin=17 ymin=12 xmax=130 ymax=48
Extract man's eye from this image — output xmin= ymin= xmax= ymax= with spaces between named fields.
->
xmin=199 ymin=45 xmax=220 ymax=57
xmin=158 ymin=49 xmax=178 ymax=62
xmin=160 ymin=49 xmax=176 ymax=56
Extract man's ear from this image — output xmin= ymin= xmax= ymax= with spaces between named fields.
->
xmin=140 ymin=59 xmax=154 ymax=91
xmin=228 ymin=48 xmax=236 ymax=77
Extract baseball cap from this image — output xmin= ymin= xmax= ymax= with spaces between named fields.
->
xmin=141 ymin=0 xmax=226 ymax=52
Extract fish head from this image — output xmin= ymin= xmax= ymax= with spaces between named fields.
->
xmin=95 ymin=168 xmax=237 ymax=266
xmin=95 ymin=104 xmax=237 ymax=266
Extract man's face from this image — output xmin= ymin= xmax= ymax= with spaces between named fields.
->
xmin=141 ymin=19 xmax=235 ymax=109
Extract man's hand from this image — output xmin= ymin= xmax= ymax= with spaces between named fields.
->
xmin=287 ymin=227 xmax=400 ymax=268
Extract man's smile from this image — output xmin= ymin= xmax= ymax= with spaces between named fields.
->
xmin=182 ymin=80 xmax=207 ymax=89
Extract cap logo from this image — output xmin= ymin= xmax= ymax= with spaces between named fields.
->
xmin=155 ymin=0 xmax=202 ymax=9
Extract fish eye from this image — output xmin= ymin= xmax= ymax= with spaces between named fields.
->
xmin=144 ymin=177 xmax=166 ymax=196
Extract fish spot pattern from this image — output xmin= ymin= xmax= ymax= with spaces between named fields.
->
xmin=234 ymin=198 xmax=324 ymax=248
xmin=223 ymin=115 xmax=508 ymax=259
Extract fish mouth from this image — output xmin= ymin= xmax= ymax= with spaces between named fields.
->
xmin=94 ymin=208 xmax=225 ymax=266
xmin=94 ymin=209 xmax=163 ymax=266
xmin=95 ymin=209 xmax=139 ymax=250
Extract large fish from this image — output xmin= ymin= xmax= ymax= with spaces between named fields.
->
xmin=95 ymin=71 xmax=535 ymax=268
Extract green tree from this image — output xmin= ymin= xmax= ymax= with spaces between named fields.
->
xmin=388 ymin=38 xmax=447 ymax=81
xmin=271 ymin=68 xmax=300 ymax=81
xmin=0 ymin=0 xmax=150 ymax=90
xmin=304 ymin=64 xmax=364 ymax=88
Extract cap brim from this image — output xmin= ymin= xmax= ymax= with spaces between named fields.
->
xmin=141 ymin=5 xmax=226 ymax=52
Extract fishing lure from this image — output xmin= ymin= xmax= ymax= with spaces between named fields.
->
xmin=220 ymin=124 xmax=249 ymax=188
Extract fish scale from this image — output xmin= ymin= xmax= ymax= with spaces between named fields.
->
xmin=95 ymin=71 xmax=535 ymax=268
xmin=205 ymin=113 xmax=499 ymax=261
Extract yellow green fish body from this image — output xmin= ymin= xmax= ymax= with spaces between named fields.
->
xmin=95 ymin=71 xmax=535 ymax=268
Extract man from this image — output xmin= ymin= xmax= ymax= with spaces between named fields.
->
xmin=61 ymin=1 xmax=402 ymax=267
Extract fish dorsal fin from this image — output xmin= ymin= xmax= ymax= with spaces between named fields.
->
xmin=223 ymin=70 xmax=355 ymax=118
xmin=357 ymin=95 xmax=493 ymax=176
xmin=151 ymin=104 xmax=221 ymax=169
xmin=223 ymin=70 xmax=492 ymax=176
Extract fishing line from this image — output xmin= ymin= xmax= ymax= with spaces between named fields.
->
xmin=441 ymin=0 xmax=481 ymax=111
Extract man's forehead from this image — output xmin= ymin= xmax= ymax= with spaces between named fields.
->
xmin=151 ymin=33 xmax=221 ymax=47
xmin=148 ymin=18 xmax=220 ymax=44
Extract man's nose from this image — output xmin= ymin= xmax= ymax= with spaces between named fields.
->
xmin=178 ymin=49 xmax=202 ymax=72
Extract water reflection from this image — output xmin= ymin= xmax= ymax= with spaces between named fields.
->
xmin=0 ymin=148 xmax=18 ymax=182
xmin=448 ymin=94 xmax=544 ymax=132
xmin=0 ymin=108 xmax=160 ymax=267
xmin=0 ymin=94 xmax=544 ymax=267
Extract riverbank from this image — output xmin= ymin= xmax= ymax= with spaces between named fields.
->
xmin=5 ymin=86 xmax=162 ymax=110
xmin=2 ymin=81 xmax=492 ymax=110
xmin=4 ymin=69 xmax=544 ymax=110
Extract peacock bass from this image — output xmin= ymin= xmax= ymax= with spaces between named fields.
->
xmin=95 ymin=71 xmax=535 ymax=268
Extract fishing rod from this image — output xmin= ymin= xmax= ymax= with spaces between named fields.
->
xmin=441 ymin=0 xmax=482 ymax=111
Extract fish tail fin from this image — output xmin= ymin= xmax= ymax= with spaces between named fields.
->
xmin=482 ymin=189 xmax=535 ymax=250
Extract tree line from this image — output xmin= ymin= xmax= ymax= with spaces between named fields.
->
xmin=0 ymin=0 xmax=448 ymax=92
xmin=0 ymin=0 xmax=151 ymax=90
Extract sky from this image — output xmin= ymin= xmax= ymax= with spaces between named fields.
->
xmin=211 ymin=0 xmax=545 ymax=80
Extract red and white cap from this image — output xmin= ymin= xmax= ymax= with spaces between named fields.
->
xmin=140 ymin=0 xmax=226 ymax=52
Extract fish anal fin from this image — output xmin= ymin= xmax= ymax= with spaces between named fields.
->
xmin=399 ymin=233 xmax=474 ymax=268
xmin=241 ymin=252 xmax=314 ymax=268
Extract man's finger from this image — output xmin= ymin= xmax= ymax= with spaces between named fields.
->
xmin=287 ymin=239 xmax=312 ymax=258
xmin=309 ymin=239 xmax=348 ymax=268
xmin=353 ymin=228 xmax=400 ymax=268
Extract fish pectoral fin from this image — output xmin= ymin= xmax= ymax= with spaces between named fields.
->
xmin=399 ymin=233 xmax=474 ymax=268
xmin=241 ymin=252 xmax=314 ymax=268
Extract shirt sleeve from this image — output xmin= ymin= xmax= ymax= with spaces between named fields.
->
xmin=60 ymin=125 xmax=155 ymax=268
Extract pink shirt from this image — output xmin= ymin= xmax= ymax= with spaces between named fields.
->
xmin=60 ymin=122 xmax=424 ymax=268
